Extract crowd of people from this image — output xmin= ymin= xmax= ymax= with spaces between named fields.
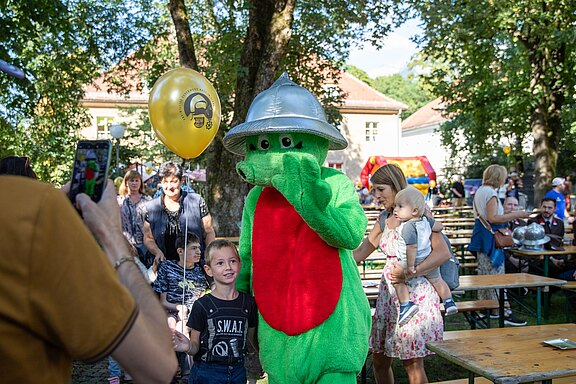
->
xmin=2 ymin=153 xmax=576 ymax=384
xmin=0 ymin=156 xmax=250 ymax=384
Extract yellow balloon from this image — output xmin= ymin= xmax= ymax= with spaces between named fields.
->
xmin=148 ymin=68 xmax=221 ymax=159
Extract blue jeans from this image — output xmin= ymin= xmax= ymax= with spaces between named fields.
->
xmin=189 ymin=360 xmax=245 ymax=384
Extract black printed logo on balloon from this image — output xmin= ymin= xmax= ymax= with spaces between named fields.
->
xmin=181 ymin=91 xmax=214 ymax=130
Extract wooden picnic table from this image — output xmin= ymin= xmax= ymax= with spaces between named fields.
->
xmin=456 ymin=273 xmax=566 ymax=326
xmin=427 ymin=323 xmax=576 ymax=384
xmin=509 ymin=244 xmax=576 ymax=316
xmin=509 ymin=244 xmax=576 ymax=277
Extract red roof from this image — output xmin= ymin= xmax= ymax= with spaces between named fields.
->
xmin=337 ymin=73 xmax=409 ymax=112
xmin=402 ymin=97 xmax=448 ymax=130
xmin=82 ymin=66 xmax=148 ymax=106
xmin=82 ymin=68 xmax=407 ymax=113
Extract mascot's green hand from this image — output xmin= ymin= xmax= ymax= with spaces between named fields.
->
xmin=271 ymin=153 xmax=332 ymax=212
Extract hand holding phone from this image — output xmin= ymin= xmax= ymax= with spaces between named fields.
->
xmin=68 ymin=140 xmax=112 ymax=204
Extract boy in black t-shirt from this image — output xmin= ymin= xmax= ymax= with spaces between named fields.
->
xmin=173 ymin=239 xmax=257 ymax=384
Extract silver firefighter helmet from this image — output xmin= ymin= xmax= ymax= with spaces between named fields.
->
xmin=223 ymin=72 xmax=347 ymax=155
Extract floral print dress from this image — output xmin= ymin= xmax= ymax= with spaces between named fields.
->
xmin=370 ymin=220 xmax=444 ymax=359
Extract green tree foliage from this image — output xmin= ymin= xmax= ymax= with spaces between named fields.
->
xmin=0 ymin=0 xmax=163 ymax=181
xmin=372 ymin=73 xmax=433 ymax=119
xmin=392 ymin=0 xmax=576 ymax=202
xmin=154 ymin=0 xmax=397 ymax=235
xmin=2 ymin=0 xmax=397 ymax=235
xmin=345 ymin=64 xmax=434 ymax=119
xmin=344 ymin=65 xmax=373 ymax=86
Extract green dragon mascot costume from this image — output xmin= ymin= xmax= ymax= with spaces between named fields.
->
xmin=223 ymin=73 xmax=370 ymax=384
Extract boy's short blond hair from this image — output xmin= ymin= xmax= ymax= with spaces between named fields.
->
xmin=394 ymin=186 xmax=426 ymax=217
xmin=205 ymin=239 xmax=240 ymax=266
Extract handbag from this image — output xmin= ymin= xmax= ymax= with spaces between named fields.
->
xmin=493 ymin=228 xmax=515 ymax=248
xmin=474 ymin=199 xmax=514 ymax=248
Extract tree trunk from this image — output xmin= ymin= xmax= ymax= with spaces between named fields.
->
xmin=532 ymin=105 xmax=557 ymax=205
xmin=168 ymin=0 xmax=198 ymax=70
xmin=529 ymin=43 xmax=565 ymax=206
xmin=206 ymin=0 xmax=296 ymax=236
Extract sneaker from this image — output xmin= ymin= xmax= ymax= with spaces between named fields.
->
xmin=444 ymin=300 xmax=458 ymax=316
xmin=504 ymin=313 xmax=527 ymax=326
xmin=398 ymin=302 xmax=419 ymax=327
xmin=489 ymin=313 xmax=500 ymax=319
xmin=107 ymin=377 xmax=120 ymax=384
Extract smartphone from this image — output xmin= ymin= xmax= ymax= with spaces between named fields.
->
xmin=69 ymin=140 xmax=112 ymax=204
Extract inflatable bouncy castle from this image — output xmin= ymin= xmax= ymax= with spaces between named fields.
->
xmin=360 ymin=156 xmax=436 ymax=196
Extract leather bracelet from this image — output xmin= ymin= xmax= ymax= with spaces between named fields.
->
xmin=114 ymin=256 xmax=136 ymax=270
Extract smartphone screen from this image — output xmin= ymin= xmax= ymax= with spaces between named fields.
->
xmin=69 ymin=140 xmax=112 ymax=203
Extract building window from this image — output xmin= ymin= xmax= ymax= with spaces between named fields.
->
xmin=365 ymin=122 xmax=378 ymax=142
xmin=96 ymin=116 xmax=114 ymax=139
xmin=328 ymin=162 xmax=343 ymax=170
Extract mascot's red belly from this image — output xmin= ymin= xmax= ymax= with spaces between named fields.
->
xmin=252 ymin=187 xmax=342 ymax=336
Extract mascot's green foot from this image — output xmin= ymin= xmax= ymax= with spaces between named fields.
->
xmin=316 ymin=372 xmax=357 ymax=384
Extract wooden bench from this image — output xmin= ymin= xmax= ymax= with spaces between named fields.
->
xmin=459 ymin=262 xmax=478 ymax=275
xmin=561 ymin=280 xmax=576 ymax=290
xmin=443 ymin=300 xmax=499 ymax=329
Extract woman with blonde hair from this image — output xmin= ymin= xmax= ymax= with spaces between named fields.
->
xmin=468 ymin=164 xmax=530 ymax=326
xmin=355 ymin=164 xmax=450 ymax=383
xmin=118 ymin=169 xmax=151 ymax=261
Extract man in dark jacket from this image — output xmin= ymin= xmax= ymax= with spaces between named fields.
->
xmin=528 ymin=197 xmax=566 ymax=277
xmin=528 ymin=197 xmax=564 ymax=239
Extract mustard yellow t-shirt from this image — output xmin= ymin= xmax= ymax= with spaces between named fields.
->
xmin=0 ymin=176 xmax=137 ymax=383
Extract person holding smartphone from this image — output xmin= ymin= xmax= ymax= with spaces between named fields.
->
xmin=0 ymin=175 xmax=177 ymax=383
xmin=142 ymin=161 xmax=216 ymax=267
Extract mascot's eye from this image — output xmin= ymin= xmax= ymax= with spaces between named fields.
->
xmin=258 ymin=138 xmax=270 ymax=150
xmin=280 ymin=135 xmax=293 ymax=148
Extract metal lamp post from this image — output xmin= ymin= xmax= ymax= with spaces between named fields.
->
xmin=109 ymin=124 xmax=126 ymax=177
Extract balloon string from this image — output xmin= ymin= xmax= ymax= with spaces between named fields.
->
xmin=181 ymin=162 xmax=191 ymax=333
